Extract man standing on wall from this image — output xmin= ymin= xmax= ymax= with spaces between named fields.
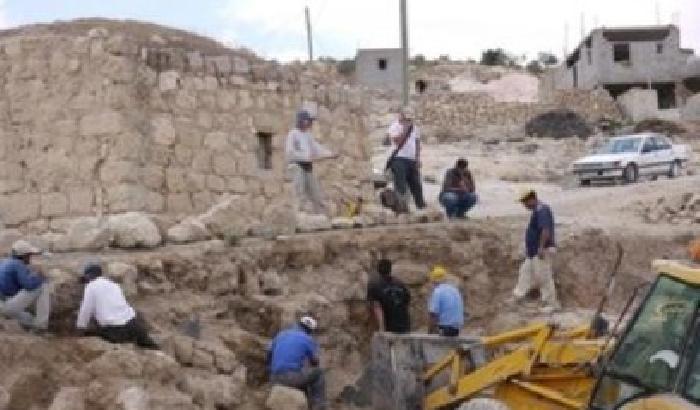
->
xmin=386 ymin=108 xmax=425 ymax=212
xmin=285 ymin=110 xmax=337 ymax=215
xmin=512 ymin=189 xmax=561 ymax=313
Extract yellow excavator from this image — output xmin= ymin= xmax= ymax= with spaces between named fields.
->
xmin=423 ymin=255 xmax=700 ymax=409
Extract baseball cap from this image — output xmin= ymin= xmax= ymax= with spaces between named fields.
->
xmin=11 ymin=240 xmax=41 ymax=257
xmin=299 ymin=315 xmax=318 ymax=331
xmin=296 ymin=110 xmax=315 ymax=123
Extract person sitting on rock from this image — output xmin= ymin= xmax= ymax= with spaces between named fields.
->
xmin=439 ymin=158 xmax=477 ymax=219
xmin=76 ymin=263 xmax=158 ymax=349
xmin=427 ymin=265 xmax=465 ymax=337
xmin=0 ymin=240 xmax=51 ymax=332
xmin=268 ymin=315 xmax=327 ymax=410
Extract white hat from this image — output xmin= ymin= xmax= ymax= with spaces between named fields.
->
xmin=299 ymin=315 xmax=318 ymax=331
xmin=11 ymin=240 xmax=41 ymax=257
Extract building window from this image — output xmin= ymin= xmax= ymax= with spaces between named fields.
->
xmin=415 ymin=79 xmax=427 ymax=94
xmin=377 ymin=58 xmax=387 ymax=70
xmin=613 ymin=43 xmax=630 ymax=63
xmin=256 ymin=132 xmax=273 ymax=170
xmin=656 ymin=43 xmax=663 ymax=54
xmin=587 ymin=49 xmax=592 ymax=65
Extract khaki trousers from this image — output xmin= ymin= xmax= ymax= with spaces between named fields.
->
xmin=0 ymin=283 xmax=51 ymax=330
xmin=513 ymin=249 xmax=559 ymax=308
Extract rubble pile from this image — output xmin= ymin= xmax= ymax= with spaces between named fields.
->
xmin=638 ymin=193 xmax=700 ymax=225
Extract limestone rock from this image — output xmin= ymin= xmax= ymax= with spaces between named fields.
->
xmin=198 ymin=195 xmax=252 ymax=237
xmin=0 ymin=229 xmax=22 ymax=254
xmin=266 ymin=385 xmax=307 ymax=410
xmin=86 ymin=347 xmax=144 ymax=378
xmin=63 ymin=217 xmax=111 ymax=251
xmin=182 ymin=373 xmax=242 ymax=408
xmin=331 ymin=217 xmax=356 ymax=229
xmin=166 ymin=217 xmax=210 ymax=243
xmin=106 ymin=262 xmax=138 ymax=298
xmin=108 ymin=212 xmax=162 ymax=248
xmin=295 ymin=213 xmax=331 ymax=233
xmin=116 ymin=386 xmax=148 ymax=410
xmin=49 ymin=387 xmax=85 ymax=410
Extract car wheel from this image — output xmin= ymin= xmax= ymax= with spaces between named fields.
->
xmin=668 ymin=160 xmax=681 ymax=179
xmin=580 ymin=179 xmax=591 ymax=187
xmin=623 ymin=164 xmax=638 ymax=184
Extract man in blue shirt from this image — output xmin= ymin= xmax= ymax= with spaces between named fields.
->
xmin=427 ymin=266 xmax=465 ymax=337
xmin=268 ymin=315 xmax=326 ymax=409
xmin=512 ymin=189 xmax=560 ymax=313
xmin=0 ymin=240 xmax=51 ymax=331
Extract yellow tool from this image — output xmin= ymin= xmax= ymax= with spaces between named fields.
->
xmin=423 ymin=259 xmax=700 ymax=410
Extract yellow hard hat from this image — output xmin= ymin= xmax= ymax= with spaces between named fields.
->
xmin=428 ymin=265 xmax=447 ymax=282
xmin=517 ymin=188 xmax=537 ymax=202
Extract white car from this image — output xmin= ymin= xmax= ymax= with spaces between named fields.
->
xmin=572 ymin=133 xmax=690 ymax=185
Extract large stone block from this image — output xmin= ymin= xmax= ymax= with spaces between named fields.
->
xmin=107 ymin=212 xmax=162 ymax=248
xmin=49 ymin=387 xmax=86 ymax=410
xmin=106 ymin=184 xmax=149 ymax=213
xmin=0 ymin=193 xmax=40 ymax=225
xmin=100 ymin=161 xmax=139 ymax=184
xmin=266 ymin=385 xmax=307 ymax=410
xmin=141 ymin=166 xmax=165 ymax=190
xmin=40 ymin=192 xmax=69 ymax=218
xmin=213 ymin=154 xmax=237 ymax=176
xmin=67 ymin=188 xmax=94 ymax=215
xmin=167 ymin=193 xmax=193 ymax=214
xmin=191 ymin=150 xmax=212 ymax=172
xmin=206 ymin=175 xmax=226 ymax=192
xmin=80 ymin=111 xmax=125 ymax=136
xmin=159 ymin=70 xmax=180 ymax=91
xmin=204 ymin=131 xmax=230 ymax=150
xmin=151 ymin=114 xmax=176 ymax=145
xmin=166 ymin=217 xmax=210 ymax=243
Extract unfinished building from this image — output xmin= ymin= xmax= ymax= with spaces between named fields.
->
xmin=542 ymin=25 xmax=700 ymax=120
xmin=355 ymin=48 xmax=403 ymax=93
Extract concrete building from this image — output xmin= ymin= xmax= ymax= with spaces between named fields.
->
xmin=542 ymin=25 xmax=700 ymax=119
xmin=355 ymin=48 xmax=403 ymax=93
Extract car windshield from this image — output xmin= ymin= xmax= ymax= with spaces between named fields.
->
xmin=597 ymin=138 xmax=641 ymax=154
xmin=608 ymin=276 xmax=700 ymax=391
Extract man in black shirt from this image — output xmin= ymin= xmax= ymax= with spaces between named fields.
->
xmin=367 ymin=259 xmax=411 ymax=333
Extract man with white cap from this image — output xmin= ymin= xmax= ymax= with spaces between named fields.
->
xmin=0 ymin=240 xmax=50 ymax=331
xmin=512 ymin=189 xmax=560 ymax=313
xmin=76 ymin=262 xmax=158 ymax=349
xmin=268 ymin=315 xmax=326 ymax=409
xmin=285 ymin=109 xmax=337 ymax=215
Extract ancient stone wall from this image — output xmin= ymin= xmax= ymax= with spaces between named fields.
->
xmin=0 ymin=23 xmax=372 ymax=234
xmin=415 ymin=88 xmax=623 ymax=141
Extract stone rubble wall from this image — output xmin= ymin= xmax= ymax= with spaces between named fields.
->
xmin=0 ymin=25 xmax=372 ymax=235
xmin=414 ymin=88 xmax=623 ymax=141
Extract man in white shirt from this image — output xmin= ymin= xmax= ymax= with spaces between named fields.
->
xmin=76 ymin=263 xmax=158 ymax=349
xmin=386 ymin=109 xmax=425 ymax=210
xmin=285 ymin=110 xmax=337 ymax=214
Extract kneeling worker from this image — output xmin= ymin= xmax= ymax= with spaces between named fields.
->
xmin=268 ymin=316 xmax=326 ymax=410
xmin=427 ymin=265 xmax=465 ymax=336
xmin=0 ymin=240 xmax=50 ymax=332
xmin=76 ymin=263 xmax=158 ymax=349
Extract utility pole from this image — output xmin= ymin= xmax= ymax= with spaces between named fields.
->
xmin=305 ymin=6 xmax=313 ymax=61
xmin=399 ymin=0 xmax=409 ymax=107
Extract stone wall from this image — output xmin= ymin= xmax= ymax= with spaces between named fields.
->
xmin=415 ymin=88 xmax=623 ymax=141
xmin=0 ymin=22 xmax=372 ymax=234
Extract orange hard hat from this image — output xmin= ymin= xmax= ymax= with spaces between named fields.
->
xmin=690 ymin=239 xmax=700 ymax=263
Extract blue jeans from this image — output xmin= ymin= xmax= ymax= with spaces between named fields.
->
xmin=439 ymin=191 xmax=477 ymax=218
xmin=271 ymin=368 xmax=327 ymax=410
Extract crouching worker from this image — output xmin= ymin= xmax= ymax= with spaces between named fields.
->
xmin=0 ymin=240 xmax=51 ymax=332
xmin=268 ymin=316 xmax=327 ymax=410
xmin=427 ymin=265 xmax=465 ymax=337
xmin=439 ymin=158 xmax=477 ymax=219
xmin=76 ymin=263 xmax=158 ymax=349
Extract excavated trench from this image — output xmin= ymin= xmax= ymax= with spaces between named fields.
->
xmin=1 ymin=220 xmax=691 ymax=409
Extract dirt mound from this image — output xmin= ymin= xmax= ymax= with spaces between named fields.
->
xmin=525 ymin=110 xmax=593 ymax=139
xmin=634 ymin=118 xmax=687 ymax=135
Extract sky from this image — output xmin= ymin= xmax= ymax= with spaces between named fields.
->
xmin=1 ymin=0 xmax=698 ymax=62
